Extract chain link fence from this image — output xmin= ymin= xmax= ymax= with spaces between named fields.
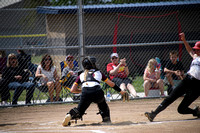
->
xmin=0 ymin=0 xmax=200 ymax=107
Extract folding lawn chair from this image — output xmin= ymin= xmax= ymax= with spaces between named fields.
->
xmin=60 ymin=60 xmax=81 ymax=102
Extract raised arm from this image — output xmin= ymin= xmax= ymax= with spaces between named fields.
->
xmin=108 ymin=63 xmax=121 ymax=75
xmin=179 ymin=32 xmax=195 ymax=59
xmin=108 ymin=58 xmax=127 ymax=75
xmin=35 ymin=66 xmax=44 ymax=78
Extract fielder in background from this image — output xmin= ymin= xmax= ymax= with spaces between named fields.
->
xmin=145 ymin=32 xmax=200 ymax=122
xmin=62 ymin=56 xmax=126 ymax=126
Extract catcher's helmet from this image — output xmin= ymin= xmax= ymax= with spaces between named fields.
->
xmin=82 ymin=56 xmax=96 ymax=69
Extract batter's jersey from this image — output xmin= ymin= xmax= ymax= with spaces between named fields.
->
xmin=187 ymin=56 xmax=200 ymax=80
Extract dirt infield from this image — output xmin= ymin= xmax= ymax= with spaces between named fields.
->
xmin=0 ymin=97 xmax=200 ymax=133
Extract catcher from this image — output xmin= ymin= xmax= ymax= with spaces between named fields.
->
xmin=62 ymin=56 xmax=126 ymax=126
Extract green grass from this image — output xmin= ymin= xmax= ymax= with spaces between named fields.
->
xmin=101 ymin=76 xmax=168 ymax=95
xmin=5 ymin=76 xmax=167 ymax=103
xmin=8 ymin=89 xmax=49 ymax=103
xmin=31 ymin=55 xmax=43 ymax=64
xmin=132 ymin=76 xmax=144 ymax=92
xmin=101 ymin=76 xmax=145 ymax=95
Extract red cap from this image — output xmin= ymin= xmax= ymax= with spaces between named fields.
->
xmin=65 ymin=55 xmax=74 ymax=61
xmin=193 ymin=41 xmax=200 ymax=50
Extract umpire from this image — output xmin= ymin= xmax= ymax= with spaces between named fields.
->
xmin=62 ymin=56 xmax=126 ymax=126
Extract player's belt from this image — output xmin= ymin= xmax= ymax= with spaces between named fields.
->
xmin=82 ymin=85 xmax=101 ymax=92
xmin=186 ymin=74 xmax=199 ymax=81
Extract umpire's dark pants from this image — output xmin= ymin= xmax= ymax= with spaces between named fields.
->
xmin=77 ymin=85 xmax=110 ymax=119
xmin=155 ymin=74 xmax=200 ymax=115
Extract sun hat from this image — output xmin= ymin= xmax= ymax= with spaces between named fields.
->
xmin=110 ymin=53 xmax=119 ymax=58
xmin=193 ymin=41 xmax=200 ymax=50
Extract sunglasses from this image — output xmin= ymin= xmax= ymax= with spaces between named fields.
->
xmin=111 ymin=57 xmax=118 ymax=60
xmin=10 ymin=57 xmax=17 ymax=60
xmin=67 ymin=59 xmax=73 ymax=62
xmin=44 ymin=58 xmax=51 ymax=61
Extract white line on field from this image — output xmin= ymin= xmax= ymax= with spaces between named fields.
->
xmin=0 ymin=130 xmax=106 ymax=133
xmin=147 ymin=118 xmax=200 ymax=125
xmin=90 ymin=130 xmax=106 ymax=133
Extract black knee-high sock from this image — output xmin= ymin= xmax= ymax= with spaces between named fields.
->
xmin=153 ymin=104 xmax=167 ymax=115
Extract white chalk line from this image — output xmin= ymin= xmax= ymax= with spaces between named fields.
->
xmin=146 ymin=118 xmax=200 ymax=125
xmin=1 ymin=119 xmax=199 ymax=133
xmin=0 ymin=130 xmax=106 ymax=133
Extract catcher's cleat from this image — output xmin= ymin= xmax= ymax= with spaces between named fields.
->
xmin=102 ymin=117 xmax=111 ymax=123
xmin=145 ymin=111 xmax=156 ymax=122
xmin=62 ymin=114 xmax=72 ymax=126
xmin=193 ymin=106 xmax=200 ymax=118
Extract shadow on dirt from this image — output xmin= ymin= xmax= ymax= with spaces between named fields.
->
xmin=74 ymin=121 xmax=147 ymax=127
xmin=0 ymin=123 xmax=17 ymax=127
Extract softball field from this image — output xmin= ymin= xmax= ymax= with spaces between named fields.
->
xmin=0 ymin=97 xmax=200 ymax=133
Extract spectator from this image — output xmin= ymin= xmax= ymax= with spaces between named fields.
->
xmin=143 ymin=58 xmax=165 ymax=97
xmin=2 ymin=53 xmax=35 ymax=105
xmin=61 ymin=55 xmax=80 ymax=88
xmin=107 ymin=53 xmax=138 ymax=98
xmin=0 ymin=78 xmax=10 ymax=105
xmin=16 ymin=48 xmax=31 ymax=71
xmin=17 ymin=48 xmax=37 ymax=77
xmin=35 ymin=54 xmax=61 ymax=102
xmin=0 ymin=50 xmax=7 ymax=74
xmin=0 ymin=51 xmax=8 ymax=104
xmin=164 ymin=51 xmax=185 ymax=95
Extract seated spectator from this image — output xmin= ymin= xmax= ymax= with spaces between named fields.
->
xmin=107 ymin=53 xmax=138 ymax=98
xmin=2 ymin=53 xmax=35 ymax=105
xmin=0 ymin=78 xmax=10 ymax=105
xmin=35 ymin=54 xmax=61 ymax=102
xmin=0 ymin=50 xmax=7 ymax=74
xmin=61 ymin=55 xmax=80 ymax=88
xmin=17 ymin=48 xmax=37 ymax=77
xmin=17 ymin=48 xmax=31 ymax=71
xmin=164 ymin=51 xmax=185 ymax=95
xmin=143 ymin=58 xmax=164 ymax=97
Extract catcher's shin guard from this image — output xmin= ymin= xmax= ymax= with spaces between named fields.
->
xmin=69 ymin=107 xmax=81 ymax=120
xmin=62 ymin=107 xmax=82 ymax=126
xmin=97 ymin=105 xmax=111 ymax=123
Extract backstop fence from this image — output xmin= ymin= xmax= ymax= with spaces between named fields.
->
xmin=0 ymin=0 xmax=200 ymax=107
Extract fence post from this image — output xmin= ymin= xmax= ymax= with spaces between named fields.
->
xmin=78 ymin=0 xmax=84 ymax=70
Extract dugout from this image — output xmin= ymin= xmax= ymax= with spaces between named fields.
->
xmin=37 ymin=1 xmax=200 ymax=75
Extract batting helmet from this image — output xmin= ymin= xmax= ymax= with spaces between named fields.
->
xmin=193 ymin=41 xmax=200 ymax=50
